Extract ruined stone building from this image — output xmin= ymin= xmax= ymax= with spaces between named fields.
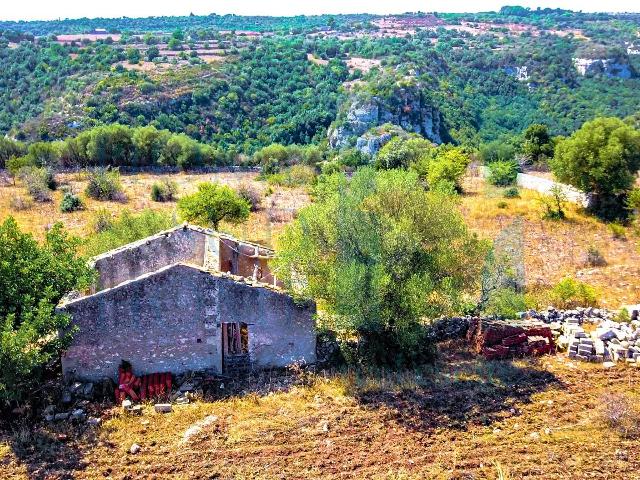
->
xmin=58 ymin=225 xmax=316 ymax=381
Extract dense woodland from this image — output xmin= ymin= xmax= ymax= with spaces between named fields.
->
xmin=1 ymin=9 xmax=639 ymax=158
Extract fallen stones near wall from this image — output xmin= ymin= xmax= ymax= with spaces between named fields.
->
xmin=525 ymin=307 xmax=640 ymax=365
xmin=429 ymin=307 xmax=639 ymax=365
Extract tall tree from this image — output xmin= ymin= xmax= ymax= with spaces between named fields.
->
xmin=273 ymin=168 xmax=488 ymax=367
xmin=178 ymin=183 xmax=250 ymax=230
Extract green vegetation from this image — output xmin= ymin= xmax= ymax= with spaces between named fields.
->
xmin=550 ymin=278 xmax=599 ymax=309
xmin=150 ymin=178 xmax=178 ymax=202
xmin=0 ymin=218 xmax=94 ymax=404
xmin=482 ymin=288 xmax=527 ymax=319
xmin=59 ymin=192 xmax=84 ymax=212
xmin=551 ymin=117 xmax=640 ymax=220
xmin=274 ymin=168 xmax=487 ymax=367
xmin=178 ymin=182 xmax=250 ymax=230
xmin=521 ymin=123 xmax=554 ymax=164
xmin=85 ymin=167 xmax=125 ymax=201
xmin=266 ymin=165 xmax=317 ymax=187
xmin=488 ymin=161 xmax=518 ymax=186
xmin=85 ymin=209 xmax=176 ymax=256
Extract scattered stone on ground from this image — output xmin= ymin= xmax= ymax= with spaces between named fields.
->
xmin=181 ymin=415 xmax=219 ymax=444
xmin=154 ymin=403 xmax=172 ymax=413
xmin=129 ymin=443 xmax=141 ymax=455
xmin=529 ymin=307 xmax=640 ymax=364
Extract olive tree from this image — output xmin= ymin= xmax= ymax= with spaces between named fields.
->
xmin=551 ymin=117 xmax=640 ymax=219
xmin=178 ymin=182 xmax=250 ymax=230
xmin=273 ymin=168 xmax=487 ymax=367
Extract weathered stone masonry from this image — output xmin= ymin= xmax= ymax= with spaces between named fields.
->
xmin=59 ymin=225 xmax=315 ymax=381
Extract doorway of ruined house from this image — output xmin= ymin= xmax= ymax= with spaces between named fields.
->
xmin=222 ymin=322 xmax=250 ymax=375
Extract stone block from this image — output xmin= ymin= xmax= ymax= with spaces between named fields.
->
xmin=155 ymin=403 xmax=172 ymax=413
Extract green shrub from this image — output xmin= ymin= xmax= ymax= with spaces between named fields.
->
xmin=91 ymin=208 xmax=114 ymax=233
xmin=267 ymin=165 xmax=317 ymax=187
xmin=150 ymin=179 xmax=178 ymax=202
xmin=60 ymin=192 xmax=84 ymax=213
xmin=550 ymin=278 xmax=598 ymax=309
xmin=85 ymin=209 xmax=176 ymax=256
xmin=503 ymin=187 xmax=520 ymax=198
xmin=273 ymin=167 xmax=488 ymax=368
xmin=321 ymin=161 xmax=343 ymax=175
xmin=424 ymin=146 xmax=470 ymax=193
xmin=488 ymin=161 xmax=518 ymax=186
xmin=539 ymin=186 xmax=568 ymax=220
xmin=178 ymin=183 xmax=250 ymax=230
xmin=85 ymin=167 xmax=125 ymax=201
xmin=483 ymin=288 xmax=527 ymax=319
xmin=497 ymin=201 xmax=508 ymax=209
xmin=6 ymin=155 xmax=35 ymax=178
xmin=0 ymin=218 xmax=94 ymax=404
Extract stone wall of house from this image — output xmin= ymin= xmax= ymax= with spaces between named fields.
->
xmin=218 ymin=276 xmax=316 ymax=368
xmin=60 ymin=264 xmax=316 ymax=381
xmin=92 ymin=227 xmax=207 ymax=291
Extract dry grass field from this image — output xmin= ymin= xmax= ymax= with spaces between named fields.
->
xmin=0 ymin=170 xmax=308 ymax=249
xmin=460 ymin=174 xmax=640 ymax=309
xmin=2 ymin=168 xmax=640 ymax=307
xmin=1 ymin=343 xmax=639 ymax=480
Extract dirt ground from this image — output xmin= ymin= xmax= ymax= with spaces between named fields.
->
xmin=1 ymin=344 xmax=639 ymax=480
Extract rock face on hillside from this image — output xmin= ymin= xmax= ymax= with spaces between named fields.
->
xmin=573 ymin=58 xmax=635 ymax=79
xmin=328 ymin=88 xmax=442 ymax=155
xmin=504 ymin=65 xmax=530 ymax=82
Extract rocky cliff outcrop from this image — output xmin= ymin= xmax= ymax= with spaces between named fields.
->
xmin=329 ymin=86 xmax=442 ymax=155
xmin=573 ymin=58 xmax=635 ymax=79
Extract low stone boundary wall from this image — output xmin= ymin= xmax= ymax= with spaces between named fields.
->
xmin=478 ymin=166 xmax=589 ymax=207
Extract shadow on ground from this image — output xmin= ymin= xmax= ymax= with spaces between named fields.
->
xmin=353 ymin=347 xmax=562 ymax=433
xmin=1 ymin=420 xmax=96 ymax=480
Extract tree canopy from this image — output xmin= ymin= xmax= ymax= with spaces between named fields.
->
xmin=178 ymin=182 xmax=250 ymax=230
xmin=550 ymin=117 xmax=640 ymax=218
xmin=0 ymin=218 xmax=94 ymax=404
xmin=273 ymin=168 xmax=487 ymax=367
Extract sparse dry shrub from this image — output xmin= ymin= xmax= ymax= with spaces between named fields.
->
xmin=236 ymin=182 xmax=262 ymax=212
xmin=85 ymin=167 xmax=126 ymax=202
xmin=151 ymin=178 xmax=178 ymax=202
xmin=583 ymin=245 xmax=607 ymax=267
xmin=18 ymin=166 xmax=55 ymax=202
xmin=600 ymin=393 xmax=640 ymax=439
xmin=9 ymin=195 xmax=33 ymax=211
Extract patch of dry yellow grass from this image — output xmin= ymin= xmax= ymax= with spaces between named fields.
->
xmin=460 ymin=175 xmax=640 ymax=308
xmin=0 ymin=171 xmax=308 ymax=248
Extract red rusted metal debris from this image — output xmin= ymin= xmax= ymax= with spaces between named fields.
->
xmin=115 ymin=364 xmax=172 ymax=403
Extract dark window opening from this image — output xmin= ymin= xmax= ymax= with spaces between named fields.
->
xmin=223 ymin=322 xmax=248 ymax=356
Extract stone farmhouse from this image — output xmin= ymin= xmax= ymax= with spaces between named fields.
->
xmin=58 ymin=224 xmax=316 ymax=381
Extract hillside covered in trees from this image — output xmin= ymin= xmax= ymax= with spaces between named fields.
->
xmin=0 ymin=9 xmax=638 ymax=156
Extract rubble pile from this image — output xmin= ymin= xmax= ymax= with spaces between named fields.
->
xmin=466 ymin=318 xmax=553 ymax=360
xmin=521 ymin=307 xmax=640 ymax=364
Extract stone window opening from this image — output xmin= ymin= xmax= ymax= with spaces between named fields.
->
xmin=223 ymin=322 xmax=249 ymax=356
